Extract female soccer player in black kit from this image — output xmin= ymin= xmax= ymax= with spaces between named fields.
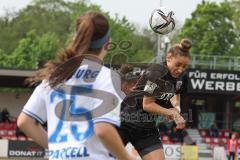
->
xmin=119 ymin=39 xmax=192 ymax=160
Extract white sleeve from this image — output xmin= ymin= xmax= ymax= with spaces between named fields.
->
xmin=22 ymin=83 xmax=47 ymax=124
xmin=93 ymin=69 xmax=125 ymax=127
xmin=93 ymin=103 xmax=122 ymax=127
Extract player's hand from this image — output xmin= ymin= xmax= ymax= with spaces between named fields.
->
xmin=166 ymin=108 xmax=178 ymax=120
xmin=169 ymin=107 xmax=180 ymax=113
xmin=174 ymin=114 xmax=186 ymax=129
xmin=165 ymin=108 xmax=179 ymax=122
xmin=167 ymin=109 xmax=186 ymax=129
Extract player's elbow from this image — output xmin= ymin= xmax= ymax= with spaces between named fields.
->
xmin=17 ymin=113 xmax=34 ymax=130
xmin=94 ymin=128 xmax=106 ymax=139
xmin=94 ymin=123 xmax=112 ymax=139
xmin=143 ymin=98 xmax=154 ymax=112
xmin=143 ymin=100 xmax=153 ymax=112
xmin=143 ymin=103 xmax=150 ymax=112
xmin=17 ymin=113 xmax=27 ymax=129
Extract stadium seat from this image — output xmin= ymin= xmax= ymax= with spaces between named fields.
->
xmin=204 ymin=137 xmax=212 ymax=143
xmin=221 ymin=138 xmax=228 ymax=144
xmin=7 ymin=130 xmax=16 ymax=136
xmin=0 ymin=123 xmax=4 ymax=129
xmin=161 ymin=135 xmax=170 ymax=144
xmin=10 ymin=123 xmax=17 ymax=130
xmin=199 ymin=129 xmax=208 ymax=137
xmin=213 ymin=138 xmax=219 ymax=144
xmin=18 ymin=136 xmax=27 ymax=141
xmin=218 ymin=131 xmax=223 ymax=137
xmin=162 ymin=135 xmax=170 ymax=141
xmin=0 ymin=130 xmax=7 ymax=137
xmin=162 ymin=140 xmax=170 ymax=144
xmin=0 ymin=123 xmax=9 ymax=137
xmin=9 ymin=136 xmax=17 ymax=140
xmin=208 ymin=142 xmax=218 ymax=149
xmin=222 ymin=130 xmax=231 ymax=138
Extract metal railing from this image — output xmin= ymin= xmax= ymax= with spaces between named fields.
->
xmin=0 ymin=54 xmax=240 ymax=71
xmin=151 ymin=54 xmax=240 ymax=71
xmin=190 ymin=55 xmax=240 ymax=71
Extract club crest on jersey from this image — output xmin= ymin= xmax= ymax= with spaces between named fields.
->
xmin=176 ymin=81 xmax=182 ymax=91
xmin=144 ymin=80 xmax=157 ymax=94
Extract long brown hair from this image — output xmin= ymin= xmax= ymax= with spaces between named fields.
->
xmin=29 ymin=12 xmax=109 ymax=87
xmin=167 ymin=38 xmax=192 ymax=57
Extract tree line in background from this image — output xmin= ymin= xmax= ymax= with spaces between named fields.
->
xmin=0 ymin=0 xmax=239 ymax=70
xmin=177 ymin=0 xmax=240 ymax=57
xmin=0 ymin=0 xmax=156 ymax=70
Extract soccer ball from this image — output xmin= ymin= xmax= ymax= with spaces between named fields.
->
xmin=149 ymin=7 xmax=175 ymax=35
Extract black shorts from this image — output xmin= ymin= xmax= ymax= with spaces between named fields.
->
xmin=117 ymin=122 xmax=163 ymax=157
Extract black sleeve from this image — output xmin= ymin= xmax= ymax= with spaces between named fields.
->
xmin=134 ymin=64 xmax=170 ymax=97
xmin=175 ymin=72 xmax=188 ymax=94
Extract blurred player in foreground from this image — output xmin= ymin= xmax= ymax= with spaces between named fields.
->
xmin=17 ymin=12 xmax=133 ymax=160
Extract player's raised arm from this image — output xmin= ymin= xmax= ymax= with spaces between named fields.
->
xmin=118 ymin=38 xmax=192 ymax=160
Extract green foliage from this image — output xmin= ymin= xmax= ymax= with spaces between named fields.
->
xmin=0 ymin=0 xmax=71 ymax=53
xmin=19 ymin=30 xmax=59 ymax=68
xmin=0 ymin=88 xmax=33 ymax=93
xmin=178 ymin=1 xmax=237 ymax=56
xmin=104 ymin=15 xmax=155 ymax=64
xmin=228 ymin=0 xmax=240 ymax=56
xmin=0 ymin=30 xmax=59 ymax=69
xmin=36 ymin=32 xmax=60 ymax=62
xmin=10 ymin=30 xmax=39 ymax=69
xmin=0 ymin=0 xmax=155 ymax=71
xmin=0 ymin=49 xmax=9 ymax=68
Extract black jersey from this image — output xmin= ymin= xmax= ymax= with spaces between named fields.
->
xmin=120 ymin=63 xmax=185 ymax=128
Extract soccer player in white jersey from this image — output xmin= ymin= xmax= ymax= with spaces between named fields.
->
xmin=17 ymin=12 xmax=133 ymax=160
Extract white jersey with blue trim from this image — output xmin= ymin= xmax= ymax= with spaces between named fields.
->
xmin=22 ymin=59 xmax=124 ymax=160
